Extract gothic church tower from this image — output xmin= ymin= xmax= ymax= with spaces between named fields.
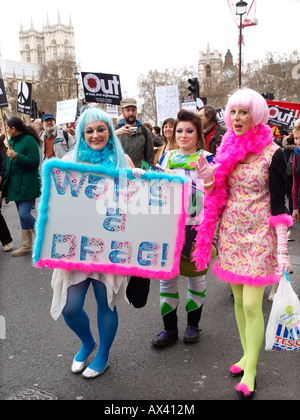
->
xmin=198 ymin=44 xmax=223 ymax=89
xmin=19 ymin=12 xmax=76 ymax=65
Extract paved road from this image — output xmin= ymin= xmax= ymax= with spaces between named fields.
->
xmin=0 ymin=201 xmax=299 ymax=401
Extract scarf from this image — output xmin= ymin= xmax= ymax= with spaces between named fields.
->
xmin=192 ymin=124 xmax=274 ymax=271
xmin=295 ymin=147 xmax=300 ymax=156
xmin=202 ymin=122 xmax=216 ymax=135
xmin=77 ymin=140 xmax=116 ymax=168
xmin=117 ymin=118 xmax=143 ymax=128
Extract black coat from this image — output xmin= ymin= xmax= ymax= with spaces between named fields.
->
xmin=0 ymin=147 xmax=6 ymax=189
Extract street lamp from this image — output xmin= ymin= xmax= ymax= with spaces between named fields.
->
xmin=236 ymin=1 xmax=248 ymax=88
xmin=73 ymin=71 xmax=80 ymax=98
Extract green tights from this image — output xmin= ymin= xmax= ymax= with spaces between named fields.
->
xmin=231 ymin=284 xmax=265 ymax=392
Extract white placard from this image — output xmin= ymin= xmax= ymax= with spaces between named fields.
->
xmin=33 ymin=160 xmax=190 ymax=280
xmin=56 ymin=98 xmax=78 ymax=125
xmin=155 ymin=85 xmax=179 ymax=125
xmin=106 ymin=104 xmax=119 ymax=119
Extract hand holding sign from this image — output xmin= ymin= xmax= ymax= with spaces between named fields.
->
xmin=0 ymin=68 xmax=11 ymax=150
xmin=33 ymin=160 xmax=190 ymax=280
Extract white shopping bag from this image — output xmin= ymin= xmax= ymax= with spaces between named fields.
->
xmin=265 ymin=272 xmax=300 ymax=351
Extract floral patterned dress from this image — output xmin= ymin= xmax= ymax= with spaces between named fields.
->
xmin=214 ymin=142 xmax=280 ymax=286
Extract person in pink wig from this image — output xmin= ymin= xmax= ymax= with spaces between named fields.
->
xmin=194 ymin=88 xmax=293 ymax=399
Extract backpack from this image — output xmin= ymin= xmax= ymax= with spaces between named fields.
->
xmin=63 ymin=130 xmax=70 ymax=148
xmin=286 ymin=150 xmax=294 ymax=177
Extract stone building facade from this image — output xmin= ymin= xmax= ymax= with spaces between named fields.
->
xmin=198 ymin=44 xmax=237 ymax=90
xmin=0 ymin=13 xmax=76 ymax=117
xmin=19 ymin=13 xmax=76 ymax=65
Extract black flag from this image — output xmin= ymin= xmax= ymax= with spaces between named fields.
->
xmin=0 ymin=68 xmax=8 ymax=108
xmin=17 ymin=81 xmax=32 ymax=115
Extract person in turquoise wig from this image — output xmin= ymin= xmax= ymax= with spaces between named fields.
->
xmin=49 ymin=107 xmax=136 ymax=379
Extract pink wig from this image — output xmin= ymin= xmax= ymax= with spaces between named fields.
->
xmin=223 ymin=88 xmax=270 ymax=129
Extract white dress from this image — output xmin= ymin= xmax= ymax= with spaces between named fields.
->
xmin=50 ymin=269 xmax=128 ymax=320
xmin=49 ymin=154 xmax=128 ymax=320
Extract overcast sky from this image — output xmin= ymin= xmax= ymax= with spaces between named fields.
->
xmin=1 ymin=0 xmax=299 ymax=97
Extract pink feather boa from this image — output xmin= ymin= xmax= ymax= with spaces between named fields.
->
xmin=192 ymin=124 xmax=285 ymax=273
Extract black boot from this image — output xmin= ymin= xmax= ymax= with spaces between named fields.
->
xmin=151 ymin=310 xmax=178 ymax=347
xmin=184 ymin=306 xmax=203 ymax=343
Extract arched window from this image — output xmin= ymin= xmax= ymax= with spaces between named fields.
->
xmin=64 ymin=40 xmax=69 ymax=59
xmin=205 ymin=65 xmax=212 ymax=78
xmin=25 ymin=45 xmax=31 ymax=63
xmin=52 ymin=40 xmax=57 ymax=60
xmin=37 ymin=45 xmax=43 ymax=65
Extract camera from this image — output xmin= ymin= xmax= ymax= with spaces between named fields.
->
xmin=127 ymin=126 xmax=138 ymax=133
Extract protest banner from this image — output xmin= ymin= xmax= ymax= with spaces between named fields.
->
xmin=267 ymin=99 xmax=300 ymax=131
xmin=33 ymin=160 xmax=190 ymax=280
xmin=0 ymin=68 xmax=11 ymax=150
xmin=268 ymin=104 xmax=295 ymax=131
xmin=155 ymin=85 xmax=179 ymax=125
xmin=17 ymin=81 xmax=32 ymax=115
xmin=81 ymin=72 xmax=122 ymax=105
xmin=56 ymin=98 xmax=78 ymax=125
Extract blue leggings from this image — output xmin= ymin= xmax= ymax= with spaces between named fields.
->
xmin=62 ymin=278 xmax=118 ymax=373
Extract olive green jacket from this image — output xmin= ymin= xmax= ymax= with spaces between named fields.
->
xmin=2 ymin=133 xmax=41 ymax=202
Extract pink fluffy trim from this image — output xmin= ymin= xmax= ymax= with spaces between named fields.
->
xmin=35 ymin=259 xmax=179 ymax=280
xmin=269 ymin=214 xmax=293 ymax=227
xmin=235 ymin=383 xmax=252 ymax=397
xmin=230 ymin=365 xmax=243 ymax=374
xmin=212 ymin=261 xmax=280 ymax=286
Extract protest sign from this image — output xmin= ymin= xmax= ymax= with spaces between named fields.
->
xmin=17 ymin=82 xmax=32 ymax=115
xmin=156 ymin=85 xmax=179 ymax=125
xmin=0 ymin=68 xmax=11 ymax=149
xmin=56 ymin=98 xmax=78 ymax=125
xmin=181 ymin=95 xmax=197 ymax=114
xmin=106 ymin=104 xmax=119 ymax=119
xmin=216 ymin=108 xmax=225 ymax=126
xmin=0 ymin=68 xmax=8 ymax=108
xmin=81 ymin=72 xmax=122 ymax=105
xmin=33 ymin=160 xmax=190 ymax=280
xmin=267 ymin=99 xmax=300 ymax=131
xmin=268 ymin=105 xmax=295 ymax=130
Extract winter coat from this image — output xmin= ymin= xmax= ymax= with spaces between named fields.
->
xmin=2 ymin=132 xmax=41 ymax=202
xmin=292 ymin=149 xmax=300 ymax=210
xmin=208 ymin=124 xmax=227 ymax=156
xmin=39 ymin=125 xmax=76 ymax=162
xmin=116 ymin=119 xmax=154 ymax=168
xmin=0 ymin=148 xmax=5 ymax=185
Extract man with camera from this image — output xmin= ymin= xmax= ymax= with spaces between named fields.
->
xmin=115 ymin=98 xmax=154 ymax=168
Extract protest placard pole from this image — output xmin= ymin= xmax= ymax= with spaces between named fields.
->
xmin=0 ymin=108 xmax=11 ymax=150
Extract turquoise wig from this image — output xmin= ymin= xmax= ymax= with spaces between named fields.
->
xmin=73 ymin=107 xmax=129 ymax=169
